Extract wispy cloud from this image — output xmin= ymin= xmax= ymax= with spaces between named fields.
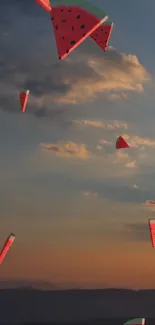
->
xmin=59 ymin=47 xmax=150 ymax=104
xmin=122 ymin=134 xmax=155 ymax=148
xmin=39 ymin=141 xmax=91 ymax=159
xmin=124 ymin=160 xmax=137 ymax=168
xmin=133 ymin=184 xmax=139 ymax=189
xmin=74 ymin=120 xmax=128 ymax=130
xmin=82 ymin=190 xmax=98 ymax=198
xmin=99 ymin=139 xmax=113 ymax=147
xmin=96 ymin=145 xmax=103 ymax=151
xmin=144 ymin=200 xmax=155 ymax=210
xmin=116 ymin=151 xmax=129 ymax=160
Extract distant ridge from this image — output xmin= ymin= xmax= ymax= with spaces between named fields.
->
xmin=0 ymin=279 xmax=59 ymax=290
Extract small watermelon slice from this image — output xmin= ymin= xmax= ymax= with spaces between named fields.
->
xmin=0 ymin=233 xmax=15 ymax=264
xmin=50 ymin=0 xmax=108 ymax=59
xmin=19 ymin=90 xmax=30 ymax=113
xmin=149 ymin=219 xmax=155 ymax=247
xmin=90 ymin=21 xmax=113 ymax=51
xmin=35 ymin=0 xmax=51 ymax=13
xmin=116 ymin=136 xmax=129 ymax=149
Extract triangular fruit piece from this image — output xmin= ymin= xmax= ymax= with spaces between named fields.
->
xmin=149 ymin=219 xmax=155 ymax=247
xmin=90 ymin=21 xmax=113 ymax=51
xmin=19 ymin=90 xmax=30 ymax=113
xmin=35 ymin=0 xmax=51 ymax=12
xmin=50 ymin=0 xmax=108 ymax=59
xmin=0 ymin=233 xmax=15 ymax=264
xmin=116 ymin=136 xmax=129 ymax=149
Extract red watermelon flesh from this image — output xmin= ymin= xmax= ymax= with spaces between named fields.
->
xmin=116 ymin=136 xmax=129 ymax=149
xmin=35 ymin=0 xmax=51 ymax=12
xmin=50 ymin=5 xmax=108 ymax=60
xmin=149 ymin=219 xmax=155 ymax=247
xmin=90 ymin=22 xmax=113 ymax=51
xmin=19 ymin=90 xmax=29 ymax=113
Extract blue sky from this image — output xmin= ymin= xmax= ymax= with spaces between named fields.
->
xmin=0 ymin=0 xmax=155 ymax=289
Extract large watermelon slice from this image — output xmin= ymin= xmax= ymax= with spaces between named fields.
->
xmin=35 ymin=0 xmax=51 ymax=12
xmin=50 ymin=0 xmax=108 ymax=59
xmin=116 ymin=136 xmax=129 ymax=149
xmin=90 ymin=21 xmax=113 ymax=51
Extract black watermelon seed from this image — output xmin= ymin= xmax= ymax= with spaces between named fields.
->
xmin=55 ymin=26 xmax=58 ymax=30
xmin=80 ymin=24 xmax=85 ymax=29
xmin=76 ymin=15 xmax=80 ymax=19
xmin=70 ymin=40 xmax=76 ymax=45
xmin=51 ymin=17 xmax=54 ymax=20
xmin=72 ymin=26 xmax=74 ymax=30
xmin=68 ymin=9 xmax=72 ymax=12
xmin=62 ymin=19 xmax=66 ymax=22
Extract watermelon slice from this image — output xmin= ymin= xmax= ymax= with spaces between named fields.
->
xmin=35 ymin=0 xmax=51 ymax=13
xmin=0 ymin=233 xmax=15 ymax=264
xmin=50 ymin=0 xmax=108 ymax=59
xmin=123 ymin=318 xmax=145 ymax=325
xmin=90 ymin=21 xmax=113 ymax=51
xmin=149 ymin=219 xmax=155 ymax=247
xmin=116 ymin=136 xmax=129 ymax=149
xmin=19 ymin=90 xmax=30 ymax=113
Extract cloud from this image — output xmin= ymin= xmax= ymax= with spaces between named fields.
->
xmin=122 ymin=134 xmax=155 ymax=148
xmin=56 ymin=47 xmax=150 ymax=104
xmin=96 ymin=145 xmax=103 ymax=151
xmin=115 ymin=151 xmax=129 ymax=160
xmin=125 ymin=222 xmax=150 ymax=242
xmin=0 ymin=16 xmax=151 ymax=121
xmin=39 ymin=141 xmax=91 ymax=159
xmin=99 ymin=139 xmax=113 ymax=147
xmin=124 ymin=160 xmax=137 ymax=168
xmin=74 ymin=120 xmax=128 ymax=130
xmin=144 ymin=200 xmax=155 ymax=210
xmin=82 ymin=190 xmax=98 ymax=198
xmin=80 ymin=181 xmax=151 ymax=204
xmin=133 ymin=184 xmax=139 ymax=189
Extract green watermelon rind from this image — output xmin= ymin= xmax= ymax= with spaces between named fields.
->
xmin=123 ymin=318 xmax=145 ymax=325
xmin=51 ymin=0 xmax=108 ymax=20
xmin=103 ymin=20 xmax=113 ymax=26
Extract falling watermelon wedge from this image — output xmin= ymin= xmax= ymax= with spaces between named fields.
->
xmin=0 ymin=233 xmax=15 ymax=264
xmin=123 ymin=318 xmax=145 ymax=325
xmin=35 ymin=0 xmax=51 ymax=12
xmin=90 ymin=21 xmax=113 ymax=51
xmin=116 ymin=136 xmax=129 ymax=149
xmin=149 ymin=219 xmax=155 ymax=247
xmin=50 ymin=0 xmax=108 ymax=59
xmin=19 ymin=90 xmax=30 ymax=113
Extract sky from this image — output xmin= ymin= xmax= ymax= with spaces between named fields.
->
xmin=0 ymin=0 xmax=155 ymax=289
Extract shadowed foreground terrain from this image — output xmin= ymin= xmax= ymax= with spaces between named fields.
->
xmin=0 ymin=288 xmax=155 ymax=324
xmin=9 ymin=321 xmax=155 ymax=325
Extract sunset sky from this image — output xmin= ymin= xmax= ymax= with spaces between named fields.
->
xmin=0 ymin=0 xmax=155 ymax=289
